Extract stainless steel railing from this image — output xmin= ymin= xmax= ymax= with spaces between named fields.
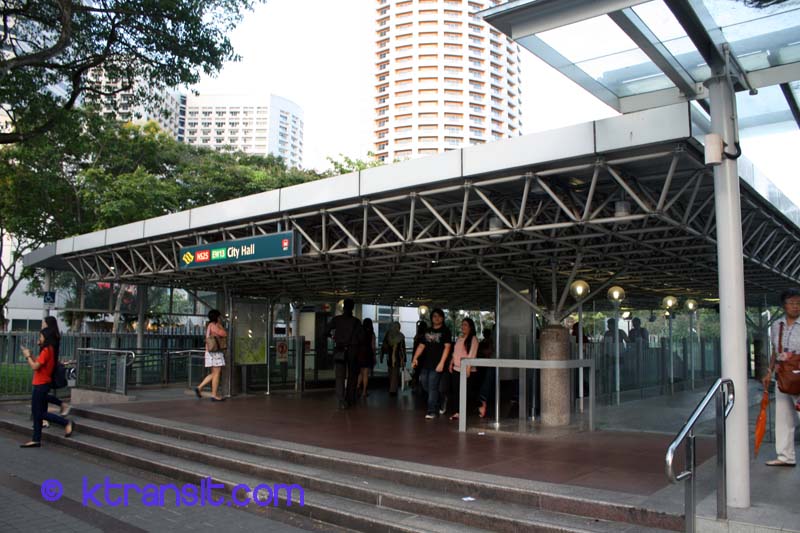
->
xmin=166 ymin=350 xmax=206 ymax=388
xmin=76 ymin=348 xmax=137 ymax=395
xmin=665 ymin=378 xmax=735 ymax=533
xmin=457 ymin=357 xmax=595 ymax=433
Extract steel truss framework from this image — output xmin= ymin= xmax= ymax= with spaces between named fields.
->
xmin=61 ymin=141 xmax=800 ymax=311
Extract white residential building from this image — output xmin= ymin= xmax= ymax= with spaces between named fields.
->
xmin=84 ymin=69 xmax=186 ymax=141
xmin=373 ymin=0 xmax=523 ymax=162
xmin=183 ymin=94 xmax=305 ymax=168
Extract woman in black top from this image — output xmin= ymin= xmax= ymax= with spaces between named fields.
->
xmin=357 ymin=318 xmax=376 ymax=399
xmin=411 ymin=321 xmax=427 ymax=393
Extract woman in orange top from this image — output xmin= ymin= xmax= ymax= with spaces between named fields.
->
xmin=20 ymin=326 xmax=74 ymax=448
xmin=196 ymin=309 xmax=228 ymax=401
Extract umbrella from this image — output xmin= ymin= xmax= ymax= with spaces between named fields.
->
xmin=753 ymin=386 xmax=770 ymax=458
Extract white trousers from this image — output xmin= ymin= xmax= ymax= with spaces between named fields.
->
xmin=774 ymin=387 xmax=800 ymax=464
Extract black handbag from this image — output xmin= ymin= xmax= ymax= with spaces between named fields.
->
xmin=52 ymin=362 xmax=68 ymax=389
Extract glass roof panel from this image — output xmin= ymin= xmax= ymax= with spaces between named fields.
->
xmin=736 ymin=84 xmax=794 ymax=132
xmin=700 ymin=0 xmax=800 ymax=70
xmin=632 ymin=1 xmax=709 ymax=82
xmin=537 ymin=14 xmax=676 ymax=97
xmin=631 ymin=1 xmax=687 ymax=42
xmin=537 ymin=15 xmax=640 ymax=64
xmin=578 ymin=50 xmax=676 ymax=97
xmin=484 ymin=0 xmax=800 ymax=107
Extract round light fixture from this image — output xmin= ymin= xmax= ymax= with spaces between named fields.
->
xmin=607 ymin=286 xmax=625 ymax=303
xmin=685 ymin=298 xmax=698 ymax=313
xmin=662 ymin=295 xmax=678 ymax=310
xmin=570 ymin=280 xmax=590 ymax=300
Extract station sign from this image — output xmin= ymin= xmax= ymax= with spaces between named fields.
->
xmin=179 ymin=231 xmax=295 ymax=270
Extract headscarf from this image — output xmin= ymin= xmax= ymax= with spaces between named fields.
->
xmin=386 ymin=322 xmax=404 ymax=347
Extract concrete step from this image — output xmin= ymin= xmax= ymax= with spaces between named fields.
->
xmin=0 ymin=407 xmax=683 ymax=532
xmin=52 ymin=416 xmax=670 ymax=533
xmin=68 ymin=406 xmax=684 ymax=532
xmin=0 ymin=416 xmax=490 ymax=533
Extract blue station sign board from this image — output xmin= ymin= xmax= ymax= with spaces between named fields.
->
xmin=179 ymin=231 xmax=295 ymax=270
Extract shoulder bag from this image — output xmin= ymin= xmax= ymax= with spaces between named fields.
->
xmin=775 ymin=322 xmax=800 ymax=395
xmin=206 ymin=325 xmax=227 ymax=352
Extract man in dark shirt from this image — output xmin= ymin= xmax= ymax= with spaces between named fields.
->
xmin=629 ymin=317 xmax=649 ymax=345
xmin=412 ymin=308 xmax=452 ymax=419
xmin=325 ymin=299 xmax=363 ymax=409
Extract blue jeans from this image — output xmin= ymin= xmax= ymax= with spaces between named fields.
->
xmin=31 ymin=384 xmax=69 ymax=442
xmin=419 ymin=368 xmax=442 ymax=416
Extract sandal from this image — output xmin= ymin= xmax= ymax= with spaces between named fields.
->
xmin=195 ymin=387 xmax=202 ymax=399
xmin=65 ymin=421 xmax=75 ymax=438
xmin=20 ymin=441 xmax=41 ymax=448
xmin=478 ymin=401 xmax=487 ymax=419
xmin=449 ymin=413 xmax=459 ymax=420
xmin=765 ymin=459 xmax=795 ymax=467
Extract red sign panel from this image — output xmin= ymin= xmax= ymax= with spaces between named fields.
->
xmin=195 ymin=250 xmax=211 ymax=263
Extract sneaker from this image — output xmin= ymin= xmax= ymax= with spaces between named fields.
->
xmin=425 ymin=413 xmax=435 ymax=420
xmin=439 ymin=398 xmax=448 ymax=415
xmin=60 ymin=403 xmax=71 ymax=417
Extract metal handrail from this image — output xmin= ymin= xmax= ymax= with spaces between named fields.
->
xmin=457 ymin=357 xmax=595 ymax=433
xmin=76 ymin=348 xmax=137 ymax=395
xmin=665 ymin=377 xmax=734 ymax=533
xmin=77 ymin=348 xmax=136 ymax=366
xmin=166 ymin=350 xmax=206 ymax=389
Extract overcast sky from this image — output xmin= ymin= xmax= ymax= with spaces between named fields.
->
xmin=194 ymin=0 xmax=800 ymax=206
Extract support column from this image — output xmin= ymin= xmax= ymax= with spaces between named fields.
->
xmin=708 ymin=74 xmax=749 ymax=508
xmin=136 ymin=285 xmax=146 ymax=352
xmin=494 ymin=281 xmax=501 ymax=428
xmin=540 ymin=325 xmax=570 ymax=426
xmin=135 ymin=285 xmax=146 ymax=385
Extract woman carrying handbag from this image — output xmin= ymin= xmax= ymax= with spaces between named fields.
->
xmin=196 ymin=309 xmax=228 ymax=402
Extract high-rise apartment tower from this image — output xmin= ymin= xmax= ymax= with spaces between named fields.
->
xmin=373 ymin=0 xmax=523 ymax=162
xmin=184 ymin=94 xmax=304 ymax=168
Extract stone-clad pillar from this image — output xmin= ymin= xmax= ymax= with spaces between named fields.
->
xmin=540 ymin=325 xmax=570 ymax=426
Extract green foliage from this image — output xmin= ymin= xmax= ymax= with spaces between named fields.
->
xmin=0 ymin=111 xmax=323 ymax=327
xmin=324 ymin=152 xmax=384 ymax=176
xmin=0 ymin=364 xmax=33 ymax=396
xmin=0 ymin=0 xmax=262 ymax=144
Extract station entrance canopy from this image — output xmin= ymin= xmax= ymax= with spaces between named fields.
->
xmin=25 ymin=104 xmax=800 ymax=311
xmin=481 ymin=0 xmax=800 ymax=130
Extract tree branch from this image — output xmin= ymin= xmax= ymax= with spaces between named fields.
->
xmin=0 ymin=0 xmax=74 ymax=74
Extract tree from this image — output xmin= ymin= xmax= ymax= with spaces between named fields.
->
xmin=0 ymin=0 xmax=262 ymax=144
xmin=1 ymin=112 xmax=323 ymax=330
xmin=325 ymin=152 xmax=385 ymax=176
